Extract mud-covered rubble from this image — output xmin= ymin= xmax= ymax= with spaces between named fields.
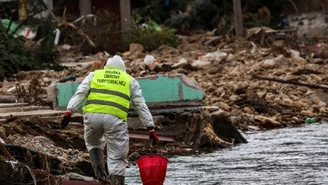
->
xmin=10 ymin=135 xmax=87 ymax=162
xmin=0 ymin=112 xmax=246 ymax=159
xmin=0 ymin=111 xmax=246 ymax=184
xmin=2 ymin=27 xmax=328 ymax=131
xmin=0 ymin=116 xmax=87 ymax=163
xmin=121 ymin=28 xmax=328 ymax=131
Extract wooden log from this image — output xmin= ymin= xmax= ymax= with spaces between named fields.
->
xmin=253 ymin=75 xmax=328 ymax=90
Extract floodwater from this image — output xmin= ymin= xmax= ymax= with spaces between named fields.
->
xmin=126 ymin=123 xmax=328 ymax=185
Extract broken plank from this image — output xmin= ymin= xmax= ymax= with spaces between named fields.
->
xmin=0 ymin=105 xmax=52 ymax=113
xmin=0 ymin=103 xmax=28 ymax=108
xmin=0 ymin=110 xmax=65 ymax=118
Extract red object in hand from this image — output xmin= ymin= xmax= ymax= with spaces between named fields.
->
xmin=60 ymin=111 xmax=72 ymax=129
xmin=149 ymin=130 xmax=159 ymax=145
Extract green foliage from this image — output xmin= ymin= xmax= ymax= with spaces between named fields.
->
xmin=240 ymin=0 xmax=288 ymax=28
xmin=0 ymin=0 xmax=64 ymax=81
xmin=134 ymin=0 xmax=193 ymax=23
xmin=164 ymin=0 xmax=220 ymax=31
xmin=137 ymin=0 xmax=289 ymax=32
xmin=189 ymin=0 xmax=218 ymax=30
xmin=123 ymin=24 xmax=180 ymax=51
xmin=0 ymin=27 xmax=33 ymax=81
xmin=0 ymin=20 xmax=62 ymax=81
xmin=81 ymin=8 xmax=121 ymax=54
xmin=32 ymin=18 xmax=61 ymax=69
xmin=81 ymin=8 xmax=179 ymax=53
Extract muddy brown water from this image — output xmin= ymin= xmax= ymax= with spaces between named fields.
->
xmin=125 ymin=123 xmax=328 ymax=185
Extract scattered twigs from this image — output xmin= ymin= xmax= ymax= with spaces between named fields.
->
xmin=15 ymin=77 xmax=47 ymax=105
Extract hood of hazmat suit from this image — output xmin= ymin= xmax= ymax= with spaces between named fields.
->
xmin=105 ymin=55 xmax=126 ymax=72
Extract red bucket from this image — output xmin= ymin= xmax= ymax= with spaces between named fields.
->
xmin=136 ymin=154 xmax=168 ymax=185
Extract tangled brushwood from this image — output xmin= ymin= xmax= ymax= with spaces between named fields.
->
xmin=0 ymin=143 xmax=61 ymax=185
xmin=0 ymin=20 xmax=63 ymax=82
xmin=15 ymin=76 xmax=51 ymax=106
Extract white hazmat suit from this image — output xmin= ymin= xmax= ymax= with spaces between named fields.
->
xmin=66 ymin=55 xmax=155 ymax=183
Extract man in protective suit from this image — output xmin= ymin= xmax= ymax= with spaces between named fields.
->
xmin=59 ymin=55 xmax=158 ymax=185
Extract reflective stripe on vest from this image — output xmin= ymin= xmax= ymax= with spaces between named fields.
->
xmin=82 ymin=68 xmax=131 ymax=120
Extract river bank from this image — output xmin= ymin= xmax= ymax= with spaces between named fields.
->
xmin=125 ymin=122 xmax=328 ymax=185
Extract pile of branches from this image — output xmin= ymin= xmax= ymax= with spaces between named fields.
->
xmin=0 ymin=143 xmax=61 ymax=185
xmin=15 ymin=76 xmax=52 ymax=106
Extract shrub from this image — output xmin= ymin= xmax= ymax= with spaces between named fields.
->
xmin=123 ymin=25 xmax=179 ymax=51
xmin=0 ymin=19 xmax=62 ymax=81
xmin=80 ymin=8 xmax=121 ymax=54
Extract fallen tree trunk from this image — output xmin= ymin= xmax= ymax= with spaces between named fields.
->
xmin=253 ymin=75 xmax=328 ymax=90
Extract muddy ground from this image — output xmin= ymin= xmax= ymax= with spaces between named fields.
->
xmin=0 ymin=112 xmax=245 ymax=184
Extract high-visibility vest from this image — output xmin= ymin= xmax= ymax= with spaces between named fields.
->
xmin=82 ymin=68 xmax=131 ymax=120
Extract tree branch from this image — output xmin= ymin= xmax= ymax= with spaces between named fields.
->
xmin=288 ymin=0 xmax=299 ymax=12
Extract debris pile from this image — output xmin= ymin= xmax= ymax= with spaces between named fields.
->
xmin=121 ymin=27 xmax=328 ymax=131
xmin=2 ymin=27 xmax=328 ymax=132
xmin=1 ymin=26 xmax=328 ymax=183
xmin=0 ymin=111 xmax=246 ymax=184
xmin=0 ymin=142 xmax=61 ymax=185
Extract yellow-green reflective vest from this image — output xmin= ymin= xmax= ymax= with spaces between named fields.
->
xmin=82 ymin=68 xmax=131 ymax=120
